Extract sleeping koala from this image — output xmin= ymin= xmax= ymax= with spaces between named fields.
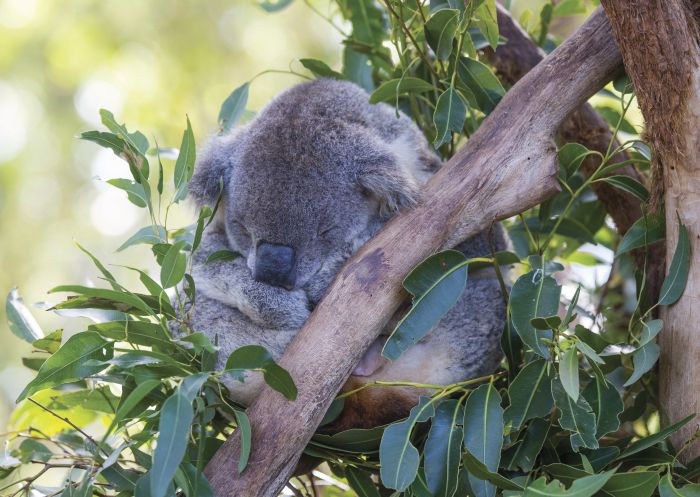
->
xmin=185 ymin=79 xmax=506 ymax=430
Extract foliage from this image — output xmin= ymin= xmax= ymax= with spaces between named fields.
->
xmin=3 ymin=1 xmax=699 ymax=496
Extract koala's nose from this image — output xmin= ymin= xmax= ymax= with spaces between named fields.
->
xmin=254 ymin=242 xmax=296 ymax=289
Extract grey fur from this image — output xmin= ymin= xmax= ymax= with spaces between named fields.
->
xmin=185 ymin=79 xmax=506 ymax=407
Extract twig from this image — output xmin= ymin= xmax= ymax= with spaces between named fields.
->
xmin=27 ymin=398 xmax=109 ymax=458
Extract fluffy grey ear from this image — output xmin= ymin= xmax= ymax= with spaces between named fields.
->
xmin=358 ymin=155 xmax=421 ymax=217
xmin=189 ymin=134 xmax=238 ymax=206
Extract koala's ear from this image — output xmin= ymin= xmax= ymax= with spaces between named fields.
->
xmin=189 ymin=134 xmax=238 ymax=207
xmin=357 ymin=155 xmax=421 ymax=217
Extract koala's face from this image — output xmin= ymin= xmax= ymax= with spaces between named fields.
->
xmin=190 ymin=84 xmax=431 ymax=304
xmin=226 ymin=148 xmax=380 ymax=301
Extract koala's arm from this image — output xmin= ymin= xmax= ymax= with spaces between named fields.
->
xmin=192 ymin=224 xmax=310 ymax=329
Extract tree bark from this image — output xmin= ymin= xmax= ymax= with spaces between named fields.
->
xmin=204 ymin=9 xmax=623 ymax=496
xmin=487 ymin=4 xmax=667 ymax=302
xmin=601 ymin=0 xmax=700 ymax=461
xmin=487 ymin=5 xmax=645 ymax=236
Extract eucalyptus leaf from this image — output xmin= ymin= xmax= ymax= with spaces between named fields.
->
xmin=617 ymin=414 xmax=695 ymax=460
xmin=369 ymin=77 xmax=436 ymax=104
xmin=504 ymin=359 xmax=554 ymax=430
xmin=599 ymin=175 xmax=650 ymax=202
xmin=510 ymin=270 xmax=561 ymax=357
xmin=464 ymin=383 xmax=504 ymax=497
xmin=383 ymin=250 xmax=467 ymax=361
xmin=424 ymin=9 xmax=460 ymax=61
xmin=218 ymin=82 xmax=250 ymax=133
xmin=558 ymin=345 xmax=580 ymax=401
xmin=433 ymin=87 xmax=467 ymax=148
xmin=150 ymin=391 xmax=194 ymax=497
xmin=658 ymin=220 xmax=690 ymax=305
xmin=425 ymin=399 xmax=463 ymax=497
xmin=623 ymin=341 xmax=660 ymax=387
xmin=6 ymin=288 xmax=43 ymax=343
xmin=552 ymin=379 xmax=598 ymax=451
xmin=160 ymin=244 xmax=187 ymax=289
xmin=17 ymin=332 xmax=114 ymax=401
xmin=300 ymin=58 xmax=345 ymax=79
xmin=616 ymin=213 xmax=665 ymax=256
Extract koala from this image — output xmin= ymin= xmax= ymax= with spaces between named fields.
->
xmin=184 ymin=79 xmax=507 ymax=430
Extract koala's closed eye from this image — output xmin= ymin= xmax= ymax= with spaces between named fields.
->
xmin=318 ymin=225 xmax=340 ymax=238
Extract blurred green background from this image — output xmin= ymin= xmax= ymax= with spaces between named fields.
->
xmin=0 ymin=0 xmax=581 ymax=428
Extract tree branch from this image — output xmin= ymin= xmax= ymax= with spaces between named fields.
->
xmin=204 ymin=8 xmax=623 ymax=496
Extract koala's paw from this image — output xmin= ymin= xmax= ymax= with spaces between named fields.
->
xmin=244 ymin=285 xmax=311 ymax=329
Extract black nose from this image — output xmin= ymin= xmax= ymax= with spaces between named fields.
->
xmin=254 ymin=242 xmax=296 ymax=289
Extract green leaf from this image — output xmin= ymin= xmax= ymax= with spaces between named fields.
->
xmin=461 ymin=450 xmax=524 ymax=491
xmin=581 ymin=374 xmax=623 ymax=438
xmin=383 ymin=250 xmax=467 ymax=360
xmin=107 ymin=178 xmax=150 ymax=208
xmin=658 ymin=219 xmax=690 ymax=305
xmin=523 ymin=470 xmax=615 ymax=497
xmin=552 ymin=379 xmax=598 ymax=451
xmin=558 ymin=143 xmax=592 ymax=178
xmin=602 ymin=472 xmax=659 ymax=497
xmin=89 ymin=321 xmax=173 ymax=350
xmin=456 ymin=56 xmax=505 ymax=114
xmin=464 ymin=383 xmax=504 ymax=497
xmin=150 ymin=391 xmax=194 ymax=497
xmin=659 ymin=471 xmax=700 ymax=497
xmin=380 ymin=397 xmax=436 ymax=490
xmin=107 ymin=379 xmax=161 ymax=434
xmin=173 ymin=117 xmax=196 ymax=202
xmin=50 ymin=286 xmax=155 ymax=316
xmin=346 ymin=467 xmax=381 ymax=497
xmin=17 ymin=332 xmax=113 ymax=401
xmin=433 ymin=87 xmax=467 ymax=148
xmin=596 ymin=106 xmax=638 ymax=134
xmin=616 ymin=213 xmax=665 ymax=256
xmin=531 ymin=315 xmax=562 ymax=330
xmin=342 ymin=0 xmax=387 ymax=46
xmin=424 ymin=9 xmax=460 ymax=61
xmin=100 ymin=109 xmax=149 ymax=155
xmin=504 ymin=359 xmax=554 ymax=430
xmin=558 ymin=346 xmax=580 ymax=401
xmin=343 ymin=47 xmax=373 ymax=92
xmin=6 ymin=288 xmax=43 ymax=343
xmin=117 ymin=225 xmax=167 ymax=252
xmin=510 ymin=270 xmax=561 ymax=357
xmin=368 ymin=77 xmax=436 ymax=104
xmin=218 ymin=82 xmax=250 ymax=133
xmin=225 ymin=345 xmax=297 ymax=400
xmin=623 ymin=341 xmax=660 ymax=387
xmin=425 ymin=399 xmax=463 ymax=497
xmin=17 ymin=439 xmax=53 ymax=463
xmin=503 ymin=417 xmax=550 ymax=472
xmin=617 ymin=414 xmax=695 ymax=460
xmin=600 ymin=176 xmax=650 ymax=202
xmin=300 ymin=58 xmax=345 ymax=79
xmin=311 ymin=425 xmax=385 ymax=453
xmin=473 ymin=0 xmax=498 ymax=49
xmin=32 ymin=330 xmax=63 ymax=354
xmin=160 ymin=244 xmax=186 ymax=289
xmin=233 ymin=409 xmax=252 ymax=473
xmin=638 ymin=319 xmax=663 ymax=348
xmin=205 ymin=249 xmax=240 ymax=264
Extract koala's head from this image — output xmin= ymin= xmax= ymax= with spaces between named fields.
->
xmin=189 ymin=81 xmax=437 ymax=303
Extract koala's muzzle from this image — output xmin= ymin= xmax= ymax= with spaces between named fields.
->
xmin=254 ymin=242 xmax=296 ymax=289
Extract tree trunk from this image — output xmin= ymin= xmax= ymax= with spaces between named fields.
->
xmin=204 ymin=9 xmax=623 ymax=496
xmin=601 ymin=0 xmax=700 ymax=461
